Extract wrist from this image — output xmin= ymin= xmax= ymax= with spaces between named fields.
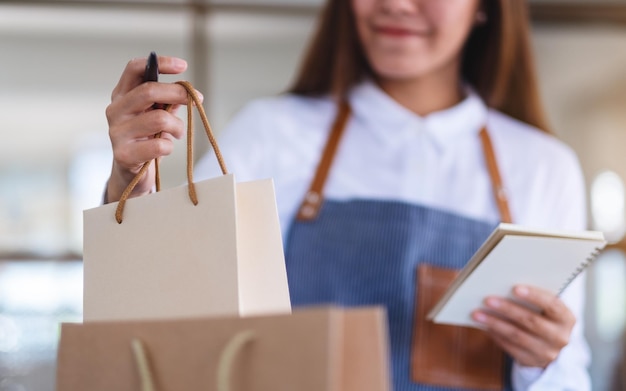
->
xmin=107 ymin=164 xmax=152 ymax=203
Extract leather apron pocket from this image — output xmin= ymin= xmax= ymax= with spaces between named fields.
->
xmin=411 ymin=264 xmax=505 ymax=390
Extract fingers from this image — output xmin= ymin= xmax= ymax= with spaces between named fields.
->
xmin=107 ymin=82 xmax=198 ymax=125
xmin=511 ymin=285 xmax=575 ymax=325
xmin=472 ymin=286 xmax=577 ymax=368
xmin=110 ymin=110 xmax=184 ymax=164
xmin=472 ymin=310 xmax=563 ymax=368
xmin=109 ymin=102 xmax=186 ymax=139
xmin=112 ymin=56 xmax=188 ymax=99
xmin=490 ymin=332 xmax=559 ymax=368
xmin=114 ymin=136 xmax=177 ymax=169
xmin=481 ymin=296 xmax=556 ymax=336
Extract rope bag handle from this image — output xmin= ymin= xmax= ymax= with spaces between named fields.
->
xmin=115 ymin=81 xmax=228 ymax=224
xmin=130 ymin=331 xmax=256 ymax=391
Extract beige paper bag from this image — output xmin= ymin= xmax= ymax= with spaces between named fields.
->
xmin=83 ymin=81 xmax=290 ymax=322
xmin=56 ymin=306 xmax=391 ymax=391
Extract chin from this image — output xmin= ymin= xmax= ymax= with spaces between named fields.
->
xmin=371 ymin=61 xmax=435 ymax=82
xmin=368 ymin=50 xmax=458 ymax=83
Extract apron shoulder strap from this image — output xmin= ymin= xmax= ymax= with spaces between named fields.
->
xmin=296 ymin=103 xmax=513 ymax=223
xmin=479 ymin=128 xmax=513 ymax=223
xmin=296 ymin=101 xmax=351 ymax=221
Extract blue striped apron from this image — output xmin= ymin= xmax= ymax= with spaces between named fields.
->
xmin=284 ymin=102 xmax=514 ymax=391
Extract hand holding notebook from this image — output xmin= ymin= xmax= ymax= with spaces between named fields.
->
xmin=427 ymin=223 xmax=606 ymax=328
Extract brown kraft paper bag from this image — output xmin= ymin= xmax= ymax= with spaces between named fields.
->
xmin=56 ymin=306 xmax=391 ymax=391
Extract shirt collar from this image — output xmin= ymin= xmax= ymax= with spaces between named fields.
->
xmin=348 ymin=79 xmax=488 ymax=150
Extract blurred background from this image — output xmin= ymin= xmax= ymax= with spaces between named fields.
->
xmin=1 ymin=0 xmax=626 ymax=389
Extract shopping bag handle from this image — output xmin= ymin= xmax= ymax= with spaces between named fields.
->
xmin=131 ymin=339 xmax=156 ymax=391
xmin=217 ymin=330 xmax=256 ymax=391
xmin=115 ymin=80 xmax=229 ymax=224
xmin=130 ymin=331 xmax=256 ymax=391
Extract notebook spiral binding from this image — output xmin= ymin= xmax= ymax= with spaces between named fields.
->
xmin=558 ymin=247 xmax=603 ymax=294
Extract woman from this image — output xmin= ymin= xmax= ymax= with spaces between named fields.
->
xmin=105 ymin=0 xmax=591 ymax=389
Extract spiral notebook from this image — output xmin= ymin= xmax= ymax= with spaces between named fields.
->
xmin=427 ymin=223 xmax=606 ymax=328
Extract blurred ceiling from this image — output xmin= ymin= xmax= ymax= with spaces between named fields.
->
xmin=0 ymin=3 xmax=313 ymax=166
xmin=3 ymin=0 xmax=626 ymax=166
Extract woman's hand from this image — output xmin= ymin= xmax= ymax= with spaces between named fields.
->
xmin=472 ymin=285 xmax=576 ymax=368
xmin=105 ymin=55 xmax=202 ymax=203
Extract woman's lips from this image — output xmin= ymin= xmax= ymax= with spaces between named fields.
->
xmin=374 ymin=26 xmax=428 ymax=37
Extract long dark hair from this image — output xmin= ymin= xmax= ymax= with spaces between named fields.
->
xmin=289 ymin=0 xmax=550 ymax=132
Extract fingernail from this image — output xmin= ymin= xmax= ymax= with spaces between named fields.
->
xmin=196 ymin=91 xmax=204 ymax=102
xmin=486 ymin=297 xmax=501 ymax=308
xmin=515 ymin=285 xmax=529 ymax=297
xmin=473 ymin=311 xmax=487 ymax=323
xmin=174 ymin=58 xmax=187 ymax=70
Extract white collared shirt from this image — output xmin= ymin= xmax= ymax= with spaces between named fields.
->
xmin=195 ymin=80 xmax=591 ymax=391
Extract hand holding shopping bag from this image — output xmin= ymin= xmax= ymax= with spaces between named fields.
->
xmin=83 ymin=81 xmax=291 ymax=322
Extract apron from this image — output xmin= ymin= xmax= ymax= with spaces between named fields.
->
xmin=285 ymin=101 xmax=514 ymax=391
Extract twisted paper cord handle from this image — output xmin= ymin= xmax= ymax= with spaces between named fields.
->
xmin=131 ymin=338 xmax=156 ymax=391
xmin=217 ymin=330 xmax=256 ymax=391
xmin=129 ymin=331 xmax=255 ymax=391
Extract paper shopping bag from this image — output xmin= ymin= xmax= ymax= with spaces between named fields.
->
xmin=83 ymin=81 xmax=290 ymax=322
xmin=56 ymin=306 xmax=391 ymax=391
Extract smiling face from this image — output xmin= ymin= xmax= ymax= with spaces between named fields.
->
xmin=352 ymin=0 xmax=482 ymax=82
